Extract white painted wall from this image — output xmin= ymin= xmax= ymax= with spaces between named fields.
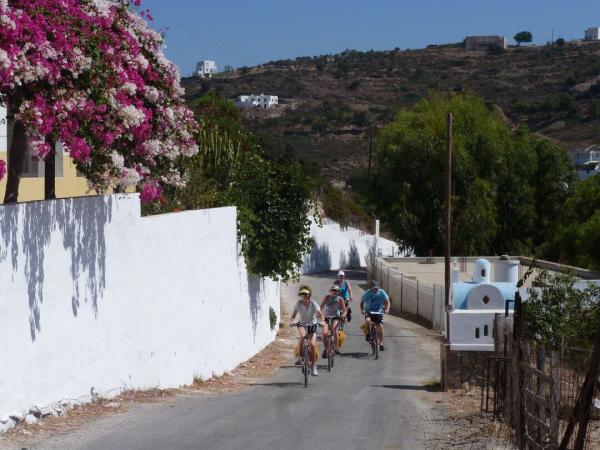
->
xmin=301 ymin=218 xmax=398 ymax=274
xmin=0 ymin=195 xmax=279 ymax=424
xmin=450 ymin=310 xmax=504 ymax=351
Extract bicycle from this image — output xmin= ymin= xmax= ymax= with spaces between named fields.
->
xmin=324 ymin=316 xmax=342 ymax=372
xmin=365 ymin=312 xmax=384 ymax=360
xmin=290 ymin=322 xmax=322 ymax=387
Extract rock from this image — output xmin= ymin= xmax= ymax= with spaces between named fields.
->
xmin=24 ymin=414 xmax=38 ymax=425
xmin=29 ymin=406 xmax=42 ymax=418
xmin=8 ymin=413 xmax=23 ymax=423
xmin=106 ymin=402 xmax=120 ymax=408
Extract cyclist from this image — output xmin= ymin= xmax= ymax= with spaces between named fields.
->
xmin=360 ymin=280 xmax=390 ymax=351
xmin=336 ymin=270 xmax=353 ymax=322
xmin=320 ymin=283 xmax=347 ymax=358
xmin=290 ymin=285 xmax=324 ymax=376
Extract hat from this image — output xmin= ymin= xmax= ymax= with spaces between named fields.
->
xmin=338 ymin=270 xmax=345 ymax=277
xmin=330 ymin=284 xmax=340 ymax=291
xmin=298 ymin=286 xmax=312 ymax=295
xmin=369 ymin=280 xmax=379 ymax=288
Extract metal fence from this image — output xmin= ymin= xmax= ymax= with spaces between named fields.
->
xmin=370 ymin=258 xmax=446 ymax=333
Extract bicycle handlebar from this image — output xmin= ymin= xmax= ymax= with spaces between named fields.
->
xmin=290 ymin=322 xmax=324 ymax=327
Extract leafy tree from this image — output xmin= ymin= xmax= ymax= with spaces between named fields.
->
xmin=556 ymin=38 xmax=566 ymax=47
xmin=523 ymin=269 xmax=600 ymax=350
xmin=228 ymin=156 xmax=314 ymax=280
xmin=358 ymin=93 xmax=575 ymax=256
xmin=153 ymin=93 xmax=315 ymax=280
xmin=541 ymin=174 xmax=600 ymax=270
xmin=514 ymin=31 xmax=533 ymax=46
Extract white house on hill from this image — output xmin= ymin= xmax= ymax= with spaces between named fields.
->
xmin=235 ymin=94 xmax=278 ymax=109
xmin=569 ymin=145 xmax=600 ymax=179
xmin=196 ymin=60 xmax=217 ymax=78
xmin=585 ymin=27 xmax=600 ymax=41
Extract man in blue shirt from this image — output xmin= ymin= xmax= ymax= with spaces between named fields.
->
xmin=360 ymin=280 xmax=390 ymax=351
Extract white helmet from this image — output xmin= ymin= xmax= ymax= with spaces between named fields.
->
xmin=338 ymin=270 xmax=345 ymax=277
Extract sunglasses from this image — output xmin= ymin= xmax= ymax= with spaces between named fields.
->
xmin=299 ymin=292 xmax=309 ymax=296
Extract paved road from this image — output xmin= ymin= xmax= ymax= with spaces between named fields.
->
xmin=22 ymin=271 xmax=444 ymax=450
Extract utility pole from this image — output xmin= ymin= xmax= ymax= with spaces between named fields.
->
xmin=368 ymin=124 xmax=373 ymax=177
xmin=444 ymin=112 xmax=453 ymax=339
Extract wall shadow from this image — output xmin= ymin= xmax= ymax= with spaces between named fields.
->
xmin=347 ymin=240 xmax=361 ymax=268
xmin=247 ymin=273 xmax=263 ymax=343
xmin=301 ymin=241 xmax=332 ymax=274
xmin=0 ymin=196 xmax=112 ymax=341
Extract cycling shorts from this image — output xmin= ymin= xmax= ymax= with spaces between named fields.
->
xmin=367 ymin=312 xmax=384 ymax=324
xmin=324 ymin=316 xmax=341 ymax=326
xmin=298 ymin=323 xmax=318 ymax=334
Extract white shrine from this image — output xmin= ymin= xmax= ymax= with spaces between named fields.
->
xmin=449 ymin=258 xmax=519 ymax=351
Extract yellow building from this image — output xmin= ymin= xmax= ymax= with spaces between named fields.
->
xmin=0 ymin=106 xmax=108 ymax=203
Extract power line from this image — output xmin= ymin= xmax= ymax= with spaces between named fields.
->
xmin=163 ymin=18 xmax=391 ymax=110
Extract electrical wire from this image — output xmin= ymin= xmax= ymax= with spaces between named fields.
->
xmin=163 ymin=17 xmax=392 ymax=110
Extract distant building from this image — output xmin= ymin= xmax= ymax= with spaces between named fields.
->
xmin=223 ymin=65 xmax=233 ymax=73
xmin=585 ymin=27 xmax=600 ymax=41
xmin=570 ymin=144 xmax=600 ymax=179
xmin=195 ymin=60 xmax=217 ymax=78
xmin=464 ymin=35 xmax=508 ymax=51
xmin=235 ymin=94 xmax=279 ymax=109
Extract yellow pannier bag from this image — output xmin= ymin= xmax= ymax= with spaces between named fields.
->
xmin=337 ymin=330 xmax=346 ymax=347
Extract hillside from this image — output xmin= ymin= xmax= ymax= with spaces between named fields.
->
xmin=181 ymin=41 xmax=600 ymax=180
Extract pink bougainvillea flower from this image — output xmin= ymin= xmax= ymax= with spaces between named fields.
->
xmin=0 ymin=159 xmax=6 ymax=181
xmin=139 ymin=181 xmax=162 ymax=204
xmin=0 ymin=0 xmax=200 ymax=202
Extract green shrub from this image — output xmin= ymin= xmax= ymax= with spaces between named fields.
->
xmin=269 ymin=307 xmax=277 ymax=330
xmin=523 ymin=269 xmax=600 ymax=350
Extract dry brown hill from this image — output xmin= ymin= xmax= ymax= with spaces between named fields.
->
xmin=181 ymin=41 xmax=600 ymax=180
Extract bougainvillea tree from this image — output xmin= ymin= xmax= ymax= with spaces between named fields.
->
xmin=0 ymin=0 xmax=198 ymax=202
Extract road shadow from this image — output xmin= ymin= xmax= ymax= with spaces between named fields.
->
xmin=339 ymin=352 xmax=371 ymax=359
xmin=249 ymin=382 xmax=304 ymax=388
xmin=371 ymin=384 xmax=441 ymax=392
xmin=304 ymin=269 xmax=367 ymax=281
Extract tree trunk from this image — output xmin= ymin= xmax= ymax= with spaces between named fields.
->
xmin=44 ymin=137 xmax=56 ymax=199
xmin=3 ymin=105 xmax=26 ymax=204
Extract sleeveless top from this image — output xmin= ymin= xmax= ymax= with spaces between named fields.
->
xmin=338 ymin=280 xmax=350 ymax=300
xmin=323 ymin=294 xmax=342 ymax=317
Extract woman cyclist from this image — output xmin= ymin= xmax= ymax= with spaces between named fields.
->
xmin=290 ymin=285 xmax=324 ymax=376
xmin=320 ymin=284 xmax=347 ymax=357
xmin=336 ymin=270 xmax=353 ymax=322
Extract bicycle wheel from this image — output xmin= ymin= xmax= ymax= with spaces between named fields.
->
xmin=331 ymin=334 xmax=335 ymax=368
xmin=327 ymin=335 xmax=332 ymax=372
xmin=370 ymin=327 xmax=376 ymax=355
xmin=374 ymin=326 xmax=380 ymax=360
xmin=303 ymin=342 xmax=309 ymax=388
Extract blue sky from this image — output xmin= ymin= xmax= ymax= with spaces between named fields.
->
xmin=141 ymin=0 xmax=600 ymax=76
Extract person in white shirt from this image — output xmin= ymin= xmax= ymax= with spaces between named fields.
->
xmin=290 ymin=285 xmax=324 ymax=376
